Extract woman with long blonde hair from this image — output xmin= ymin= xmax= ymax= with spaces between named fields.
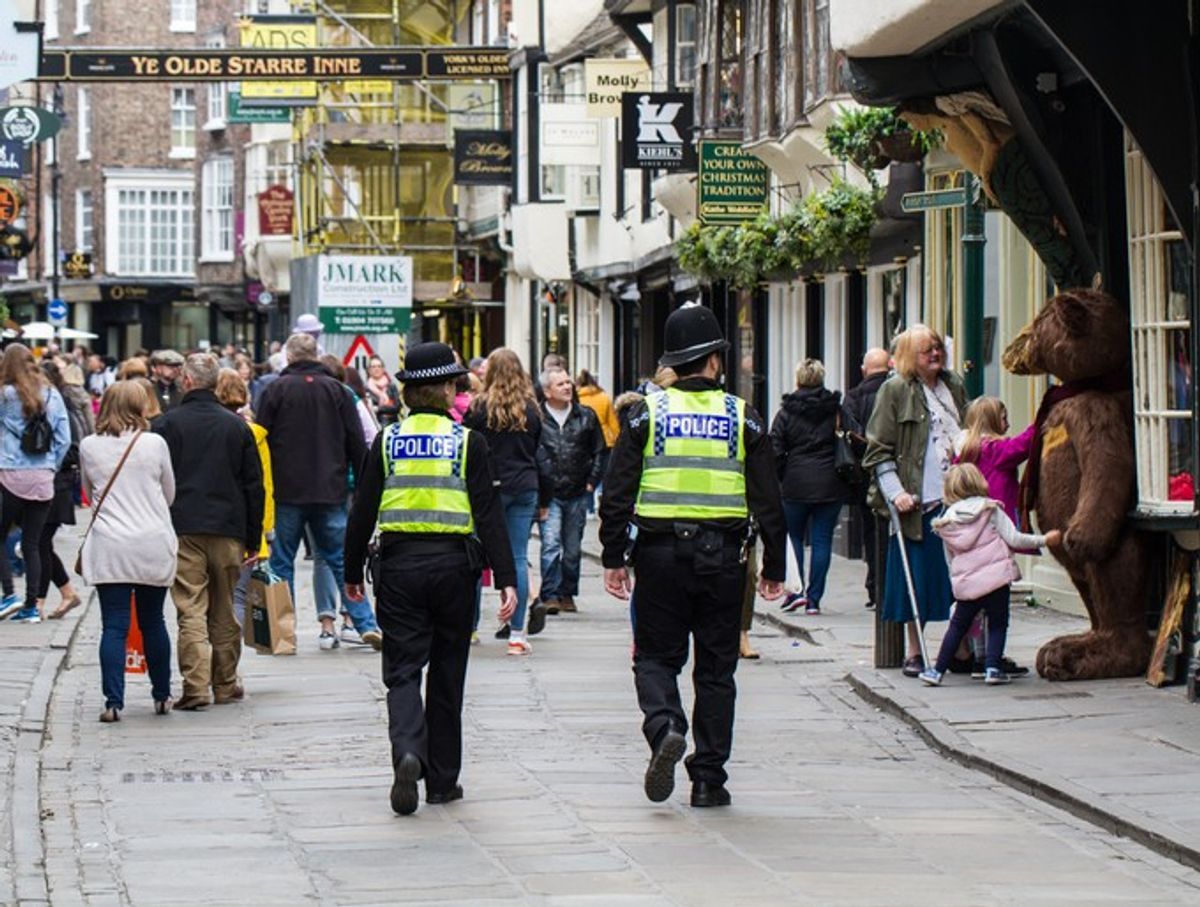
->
xmin=0 ymin=344 xmax=71 ymax=623
xmin=464 ymin=348 xmax=546 ymax=653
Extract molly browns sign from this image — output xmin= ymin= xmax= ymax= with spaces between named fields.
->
xmin=36 ymin=48 xmax=511 ymax=82
xmin=453 ymin=130 xmax=512 ymax=186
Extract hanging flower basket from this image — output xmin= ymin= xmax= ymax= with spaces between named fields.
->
xmin=876 ymin=130 xmax=926 ymax=163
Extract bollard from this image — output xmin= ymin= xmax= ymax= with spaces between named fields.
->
xmin=872 ymin=514 xmax=904 ymax=668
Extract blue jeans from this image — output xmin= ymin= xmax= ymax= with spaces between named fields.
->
xmin=539 ymin=494 xmax=590 ymax=601
xmin=500 ymin=489 xmax=537 ymax=631
xmin=98 ymin=584 xmax=172 ymax=710
xmin=782 ymin=500 xmax=843 ymax=606
xmin=270 ymin=502 xmax=379 ymax=633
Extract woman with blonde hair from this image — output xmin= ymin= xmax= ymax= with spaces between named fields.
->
xmin=117 ymin=358 xmax=149 ymax=381
xmin=0 ymin=344 xmax=71 ymax=622
xmin=133 ymin=378 xmax=163 ymax=420
xmin=863 ymin=325 xmax=969 ymax=676
xmin=464 ymin=348 xmax=547 ymax=653
xmin=79 ymin=381 xmax=177 ymax=721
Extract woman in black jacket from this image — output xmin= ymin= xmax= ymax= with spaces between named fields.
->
xmin=463 ymin=348 xmax=549 ymax=654
xmin=769 ymin=359 xmax=856 ymax=616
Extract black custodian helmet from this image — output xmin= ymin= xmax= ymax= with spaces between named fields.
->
xmin=658 ymin=303 xmax=729 ymax=368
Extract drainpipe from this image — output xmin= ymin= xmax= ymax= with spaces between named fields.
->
xmin=961 ymin=172 xmax=986 ymax=398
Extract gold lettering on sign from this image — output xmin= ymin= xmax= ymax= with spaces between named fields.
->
xmin=130 ymin=56 xmax=160 ymax=76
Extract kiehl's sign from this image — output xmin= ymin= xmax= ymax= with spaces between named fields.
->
xmin=453 ymin=130 xmax=513 ymax=186
xmin=36 ymin=48 xmax=511 ymax=81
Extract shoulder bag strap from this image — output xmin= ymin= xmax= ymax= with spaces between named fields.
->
xmin=80 ymin=430 xmax=143 ymax=540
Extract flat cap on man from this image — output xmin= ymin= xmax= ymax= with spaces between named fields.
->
xmin=150 ymin=349 xmax=185 ymax=366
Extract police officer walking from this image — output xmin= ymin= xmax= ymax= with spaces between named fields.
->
xmin=599 ymin=304 xmax=787 ymax=807
xmin=344 ymin=342 xmax=517 ymax=816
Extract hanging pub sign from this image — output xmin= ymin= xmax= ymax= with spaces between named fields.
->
xmin=36 ymin=48 xmax=511 ymax=82
xmin=453 ymin=130 xmax=512 ymax=186
xmin=584 ymin=58 xmax=650 ymax=118
xmin=0 ymin=140 xmax=27 ymax=178
xmin=620 ymin=92 xmax=696 ymax=172
xmin=0 ymin=107 xmax=63 ymax=146
xmin=697 ymin=140 xmax=769 ymax=225
xmin=63 ymin=251 xmax=93 ymax=280
xmin=0 ymin=185 xmax=19 ymax=228
xmin=257 ymin=185 xmax=295 ymax=236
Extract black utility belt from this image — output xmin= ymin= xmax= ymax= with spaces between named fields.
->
xmin=638 ymin=523 xmax=745 ymax=575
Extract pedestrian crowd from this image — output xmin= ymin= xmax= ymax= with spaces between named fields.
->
xmin=0 ymin=305 xmax=1064 ymax=816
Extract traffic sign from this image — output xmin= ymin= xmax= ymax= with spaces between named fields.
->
xmin=47 ymin=298 xmax=67 ymax=326
xmin=343 ymin=335 xmax=376 ymax=376
xmin=900 ymin=188 xmax=967 ymax=213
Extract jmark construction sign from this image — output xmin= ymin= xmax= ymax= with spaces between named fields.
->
xmin=697 ymin=141 xmax=769 ymax=225
xmin=317 ymin=255 xmax=413 ymax=334
xmin=35 ymin=48 xmax=512 ymax=82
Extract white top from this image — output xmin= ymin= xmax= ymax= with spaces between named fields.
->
xmin=78 ymin=431 xmax=178 ymax=587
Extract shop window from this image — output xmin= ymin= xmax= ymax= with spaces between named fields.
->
xmin=106 ymin=173 xmax=194 ymax=277
xmin=170 ymin=0 xmax=196 ymax=32
xmin=202 ymin=158 xmax=235 ymax=261
xmin=76 ymin=189 xmax=93 ymax=253
xmin=922 ymin=170 xmax=965 ymax=367
xmin=717 ymin=0 xmax=743 ymax=129
xmin=1125 ymin=136 xmax=1195 ymax=512
xmin=76 ymin=87 xmax=90 ymax=160
xmin=45 ymin=0 xmax=59 ymax=41
xmin=170 ymin=88 xmax=196 ymax=157
xmin=676 ymin=4 xmax=697 ymax=87
xmin=575 ymin=291 xmax=602 ymax=377
xmin=801 ymin=0 xmax=835 ymax=111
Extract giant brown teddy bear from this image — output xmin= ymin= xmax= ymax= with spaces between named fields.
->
xmin=1002 ymin=288 xmax=1152 ymax=680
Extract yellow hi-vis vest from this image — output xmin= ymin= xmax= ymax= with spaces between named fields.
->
xmin=635 ymin=387 xmax=748 ymax=519
xmin=379 ymin=413 xmax=473 ymax=534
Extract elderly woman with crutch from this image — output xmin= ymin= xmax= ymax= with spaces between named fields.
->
xmin=862 ymin=325 xmax=969 ymax=677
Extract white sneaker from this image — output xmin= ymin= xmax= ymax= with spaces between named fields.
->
xmin=506 ymin=637 xmax=532 ymax=656
xmin=318 ymin=630 xmax=340 ymax=651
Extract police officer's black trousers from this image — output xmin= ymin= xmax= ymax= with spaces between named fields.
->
xmin=376 ymin=544 xmax=477 ymax=794
xmin=632 ymin=535 xmax=746 ymax=786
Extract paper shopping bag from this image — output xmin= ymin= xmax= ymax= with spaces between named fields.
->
xmin=243 ymin=569 xmax=297 ymax=656
xmin=125 ymin=591 xmax=147 ymax=674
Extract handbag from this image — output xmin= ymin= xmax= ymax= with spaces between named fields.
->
xmin=833 ymin=412 xmax=866 ymax=486
xmin=73 ymin=431 xmax=143 ymax=576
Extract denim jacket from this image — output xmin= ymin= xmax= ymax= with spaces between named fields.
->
xmin=0 ymin=385 xmax=71 ymax=471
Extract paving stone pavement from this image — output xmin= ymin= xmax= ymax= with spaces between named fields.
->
xmin=23 ymin=541 xmax=1200 ymax=906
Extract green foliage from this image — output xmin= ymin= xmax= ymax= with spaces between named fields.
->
xmin=824 ymin=105 xmax=941 ymax=179
xmin=0 ymin=299 xmax=8 ymax=327
xmin=675 ymin=181 xmax=879 ymax=287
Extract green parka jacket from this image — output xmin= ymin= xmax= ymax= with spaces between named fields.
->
xmin=861 ymin=370 xmax=969 ymax=541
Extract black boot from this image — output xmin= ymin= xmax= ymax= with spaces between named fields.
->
xmin=390 ymin=752 xmax=422 ymax=816
xmin=426 ymin=784 xmax=464 ymax=805
xmin=643 ymin=730 xmax=686 ymax=803
xmin=690 ymin=781 xmax=731 ymax=808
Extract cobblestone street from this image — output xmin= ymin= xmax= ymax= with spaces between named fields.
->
xmin=16 ymin=552 xmax=1200 ymax=906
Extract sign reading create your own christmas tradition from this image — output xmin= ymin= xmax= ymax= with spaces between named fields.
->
xmin=317 ymin=255 xmax=413 ymax=334
xmin=697 ymin=141 xmax=770 ymax=225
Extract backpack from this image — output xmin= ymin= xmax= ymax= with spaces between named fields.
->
xmin=21 ymin=408 xmax=52 ymax=455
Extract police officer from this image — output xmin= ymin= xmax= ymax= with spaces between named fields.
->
xmin=344 ymin=342 xmax=517 ymax=816
xmin=599 ymin=304 xmax=787 ymax=807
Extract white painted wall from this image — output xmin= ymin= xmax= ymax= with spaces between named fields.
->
xmin=830 ymin=0 xmax=1004 ymax=57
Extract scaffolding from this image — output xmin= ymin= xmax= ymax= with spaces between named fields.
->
xmin=294 ymin=0 xmax=503 ymax=304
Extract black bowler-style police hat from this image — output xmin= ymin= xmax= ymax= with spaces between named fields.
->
xmin=658 ymin=303 xmax=729 ymax=368
xmin=394 ymin=342 xmax=469 ymax=385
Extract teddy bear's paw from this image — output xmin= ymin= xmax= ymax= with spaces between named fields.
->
xmin=1038 ymin=631 xmax=1149 ymax=680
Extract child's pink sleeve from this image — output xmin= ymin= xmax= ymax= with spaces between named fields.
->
xmin=989 ymin=422 xmax=1036 ymax=469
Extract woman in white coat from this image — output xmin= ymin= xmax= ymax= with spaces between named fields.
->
xmin=79 ymin=381 xmax=178 ymax=722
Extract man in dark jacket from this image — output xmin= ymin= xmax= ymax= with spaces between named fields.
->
xmin=257 ymin=332 xmax=379 ymax=651
xmin=155 ymin=354 xmax=264 ymax=710
xmin=535 ymin=367 xmax=605 ymax=614
xmin=150 ymin=349 xmax=185 ymax=412
xmin=842 ymin=348 xmax=891 ymax=609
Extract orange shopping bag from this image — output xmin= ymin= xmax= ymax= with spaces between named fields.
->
xmin=125 ymin=591 xmax=147 ymax=674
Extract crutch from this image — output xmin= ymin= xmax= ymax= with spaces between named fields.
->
xmin=886 ymin=499 xmax=931 ymax=668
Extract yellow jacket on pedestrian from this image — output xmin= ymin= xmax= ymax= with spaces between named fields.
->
xmin=579 ymin=384 xmax=620 ymax=447
xmin=250 ymin=423 xmax=275 ymax=558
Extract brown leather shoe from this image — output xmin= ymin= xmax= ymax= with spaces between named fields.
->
xmin=174 ymin=695 xmax=211 ymax=711
xmin=558 ymin=597 xmax=578 ymax=613
xmin=542 ymin=598 xmax=561 ymax=615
